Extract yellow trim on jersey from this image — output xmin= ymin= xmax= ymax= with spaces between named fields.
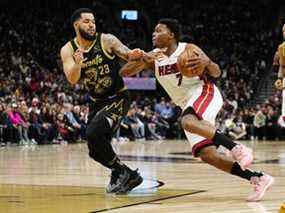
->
xmin=74 ymin=34 xmax=97 ymax=53
xmin=68 ymin=42 xmax=74 ymax=53
xmin=100 ymin=34 xmax=115 ymax=60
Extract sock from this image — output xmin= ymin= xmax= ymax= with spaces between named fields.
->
xmin=230 ymin=162 xmax=263 ymax=181
xmin=212 ymin=130 xmax=237 ymax=150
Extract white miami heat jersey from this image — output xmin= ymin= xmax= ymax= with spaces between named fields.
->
xmin=154 ymin=42 xmax=205 ymax=108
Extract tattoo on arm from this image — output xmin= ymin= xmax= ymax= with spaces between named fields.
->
xmin=105 ymin=34 xmax=130 ymax=61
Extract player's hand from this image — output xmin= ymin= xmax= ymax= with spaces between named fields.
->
xmin=73 ymin=49 xmax=86 ymax=65
xmin=128 ymin=48 xmax=144 ymax=61
xmin=141 ymin=51 xmax=162 ymax=64
xmin=185 ymin=50 xmax=210 ymax=71
xmin=275 ymin=78 xmax=283 ymax=90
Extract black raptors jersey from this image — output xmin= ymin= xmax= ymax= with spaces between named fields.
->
xmin=70 ymin=33 xmax=125 ymax=100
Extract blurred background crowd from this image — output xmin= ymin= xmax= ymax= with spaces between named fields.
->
xmin=0 ymin=0 xmax=284 ymax=145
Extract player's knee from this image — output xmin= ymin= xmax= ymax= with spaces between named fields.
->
xmin=88 ymin=148 xmax=101 ymax=162
xmin=86 ymin=125 xmax=97 ymax=142
xmin=181 ymin=115 xmax=197 ymax=132
xmin=86 ymin=116 xmax=111 ymax=142
xmin=88 ymin=148 xmax=96 ymax=159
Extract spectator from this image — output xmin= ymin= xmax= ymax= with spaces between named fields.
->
xmin=7 ymin=102 xmax=30 ymax=144
xmin=253 ymin=108 xmax=267 ymax=140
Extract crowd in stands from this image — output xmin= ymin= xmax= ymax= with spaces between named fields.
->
xmin=0 ymin=0 xmax=284 ymax=145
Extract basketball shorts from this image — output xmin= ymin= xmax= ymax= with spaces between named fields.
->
xmin=182 ymin=83 xmax=223 ymax=157
xmin=88 ymin=90 xmax=130 ymax=134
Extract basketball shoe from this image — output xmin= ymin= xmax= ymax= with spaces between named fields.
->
xmin=106 ymin=169 xmax=122 ymax=193
xmin=106 ymin=167 xmax=143 ymax=194
xmin=116 ymin=168 xmax=143 ymax=194
xmin=247 ymin=173 xmax=274 ymax=202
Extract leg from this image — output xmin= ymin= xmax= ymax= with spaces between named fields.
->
xmin=180 ymin=83 xmax=240 ymax=150
xmin=130 ymin=124 xmax=140 ymax=139
xmin=199 ymin=145 xmax=256 ymax=175
xmin=137 ymin=120 xmax=145 ymax=139
xmin=86 ymin=96 xmax=142 ymax=193
xmin=181 ymin=112 xmax=253 ymax=169
xmin=86 ymin=113 xmax=121 ymax=169
xmin=182 ymin=81 xmax=273 ymax=201
xmin=17 ymin=125 xmax=24 ymax=144
xmin=198 ymin=145 xmax=274 ymax=202
xmin=22 ymin=127 xmax=29 ymax=142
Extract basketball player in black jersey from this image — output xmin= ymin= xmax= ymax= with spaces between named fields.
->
xmin=60 ymin=8 xmax=143 ymax=194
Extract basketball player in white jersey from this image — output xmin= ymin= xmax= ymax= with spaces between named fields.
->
xmin=120 ymin=18 xmax=274 ymax=201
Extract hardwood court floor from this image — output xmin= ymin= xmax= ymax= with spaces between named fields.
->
xmin=0 ymin=140 xmax=284 ymax=213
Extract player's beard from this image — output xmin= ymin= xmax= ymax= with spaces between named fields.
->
xmin=79 ymin=27 xmax=96 ymax=41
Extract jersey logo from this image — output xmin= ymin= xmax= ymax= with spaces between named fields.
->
xmin=82 ymin=55 xmax=103 ymax=69
xmin=158 ymin=63 xmax=179 ymax=76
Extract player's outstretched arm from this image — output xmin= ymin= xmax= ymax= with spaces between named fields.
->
xmin=60 ymin=43 xmax=83 ymax=85
xmin=102 ymin=33 xmax=144 ymax=61
xmin=119 ymin=52 xmax=155 ymax=77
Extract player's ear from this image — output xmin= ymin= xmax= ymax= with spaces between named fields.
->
xmin=73 ymin=21 xmax=79 ymax=29
xmin=169 ymin=32 xmax=175 ymax=40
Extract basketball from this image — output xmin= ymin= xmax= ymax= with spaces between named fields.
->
xmin=177 ymin=45 xmax=204 ymax=78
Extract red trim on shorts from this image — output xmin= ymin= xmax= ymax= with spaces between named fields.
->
xmin=193 ymin=84 xmax=208 ymax=118
xmin=192 ymin=83 xmax=214 ymax=119
xmin=197 ymin=83 xmax=214 ymax=117
xmin=192 ymin=139 xmax=214 ymax=157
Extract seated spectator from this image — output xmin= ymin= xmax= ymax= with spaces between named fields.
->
xmin=226 ymin=116 xmax=247 ymax=140
xmin=152 ymin=112 xmax=169 ymax=139
xmin=41 ymin=105 xmax=57 ymax=143
xmin=123 ymin=107 xmax=145 ymax=141
xmin=154 ymin=98 xmax=166 ymax=115
xmin=63 ymin=103 xmax=81 ymax=140
xmin=55 ymin=112 xmax=77 ymax=143
xmin=7 ymin=102 xmax=29 ymax=144
xmin=160 ymin=102 xmax=174 ymax=121
xmin=72 ymin=104 xmax=87 ymax=140
xmin=143 ymin=110 xmax=163 ymax=140
xmin=0 ymin=102 xmax=9 ymax=145
xmin=253 ymin=108 xmax=267 ymax=140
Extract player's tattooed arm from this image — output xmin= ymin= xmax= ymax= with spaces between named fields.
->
xmin=102 ymin=33 xmax=143 ymax=61
xmin=119 ymin=51 xmax=156 ymax=77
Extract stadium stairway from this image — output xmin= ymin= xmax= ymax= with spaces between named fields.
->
xmin=249 ymin=70 xmax=276 ymax=106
